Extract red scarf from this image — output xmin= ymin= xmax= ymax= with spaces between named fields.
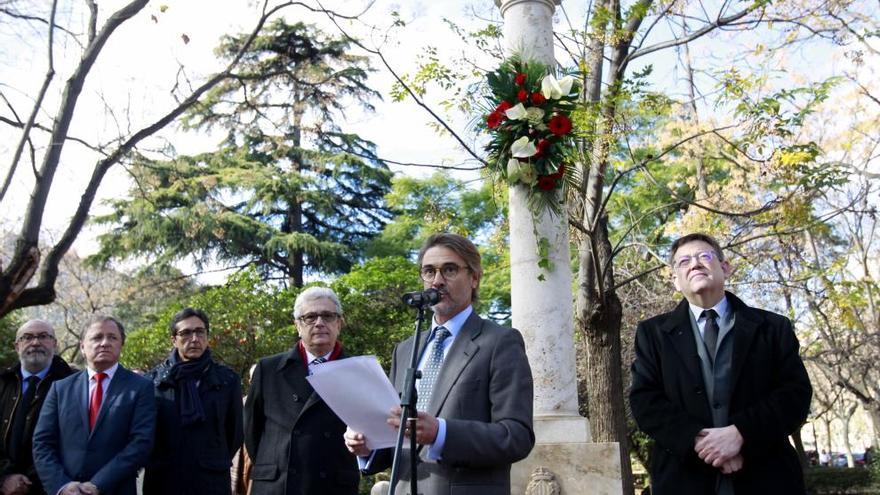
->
xmin=297 ymin=340 xmax=343 ymax=369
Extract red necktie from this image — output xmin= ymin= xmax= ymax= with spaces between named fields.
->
xmin=89 ymin=372 xmax=107 ymax=431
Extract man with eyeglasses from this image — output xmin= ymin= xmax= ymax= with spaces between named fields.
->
xmin=629 ymin=233 xmax=811 ymax=495
xmin=345 ymin=233 xmax=534 ymax=495
xmin=245 ymin=287 xmax=359 ymax=495
xmin=0 ymin=320 xmax=73 ymax=495
xmin=142 ymin=308 xmax=243 ymax=494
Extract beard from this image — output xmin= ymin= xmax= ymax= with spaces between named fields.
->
xmin=21 ymin=348 xmax=52 ymax=371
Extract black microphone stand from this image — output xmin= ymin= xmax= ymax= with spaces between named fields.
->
xmin=388 ymin=300 xmax=432 ymax=495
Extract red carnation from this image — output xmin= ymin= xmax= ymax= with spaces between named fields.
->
xmin=530 ymin=92 xmax=546 ymax=105
xmin=495 ymin=101 xmax=512 ymax=113
xmin=517 ymin=89 xmax=528 ymax=102
xmin=537 ymin=175 xmax=557 ymax=191
xmin=486 ymin=112 xmax=503 ymax=129
xmin=515 ymin=73 xmax=526 ymax=86
xmin=548 ymin=114 xmax=572 ymax=136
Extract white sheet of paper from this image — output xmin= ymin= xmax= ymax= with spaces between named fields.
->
xmin=306 ymin=355 xmax=400 ymax=450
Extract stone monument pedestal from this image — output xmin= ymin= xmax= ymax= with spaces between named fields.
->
xmin=511 ymin=416 xmax=621 ymax=494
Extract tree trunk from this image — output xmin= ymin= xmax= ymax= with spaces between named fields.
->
xmin=577 ymin=214 xmax=634 ymax=494
xmin=868 ymin=406 xmax=880 ymax=448
xmin=842 ymin=413 xmax=854 ymax=467
xmin=824 ymin=417 xmax=833 ymax=455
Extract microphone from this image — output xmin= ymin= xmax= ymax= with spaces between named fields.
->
xmin=401 ymin=288 xmax=441 ymax=308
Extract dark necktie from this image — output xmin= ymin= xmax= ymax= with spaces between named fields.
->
xmin=8 ymin=375 xmax=39 ymax=461
xmin=417 ymin=327 xmax=450 ymax=411
xmin=89 ymin=372 xmax=107 ymax=431
xmin=702 ymin=309 xmax=720 ymax=364
xmin=308 ymin=357 xmax=327 ymax=375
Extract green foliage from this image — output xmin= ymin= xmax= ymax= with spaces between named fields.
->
xmin=0 ymin=312 xmax=22 ymax=369
xmin=121 ymin=270 xmax=295 ymax=383
xmin=804 ymin=466 xmax=876 ymax=492
xmin=332 ymin=256 xmax=421 ymax=371
xmin=91 ymin=21 xmax=392 ymax=286
xmin=366 ymin=173 xmax=512 ymax=323
xmin=122 ymin=257 xmax=428 ymax=382
xmin=390 ymin=46 xmax=457 ymax=101
xmin=367 ymin=172 xmax=505 ymax=258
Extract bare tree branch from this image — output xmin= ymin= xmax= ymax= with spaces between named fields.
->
xmin=0 ymin=0 xmax=58 ymax=202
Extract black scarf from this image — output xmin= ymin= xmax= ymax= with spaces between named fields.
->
xmin=168 ymin=348 xmax=212 ymax=426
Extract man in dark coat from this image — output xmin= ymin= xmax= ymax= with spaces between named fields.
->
xmin=629 ymin=233 xmax=812 ymax=495
xmin=245 ymin=287 xmax=359 ymax=495
xmin=0 ymin=320 xmax=74 ymax=495
xmin=143 ymin=308 xmax=243 ymax=495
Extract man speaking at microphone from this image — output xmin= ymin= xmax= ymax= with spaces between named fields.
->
xmin=345 ymin=233 xmax=534 ymax=495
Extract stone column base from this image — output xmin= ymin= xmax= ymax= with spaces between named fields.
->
xmin=510 ymin=415 xmax=621 ymax=494
xmin=512 ymin=442 xmax=622 ymax=494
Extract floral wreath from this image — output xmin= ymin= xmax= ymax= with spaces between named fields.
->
xmin=481 ymin=57 xmax=579 ymax=217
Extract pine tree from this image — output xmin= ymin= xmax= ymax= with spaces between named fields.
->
xmin=92 ymin=21 xmax=392 ymax=286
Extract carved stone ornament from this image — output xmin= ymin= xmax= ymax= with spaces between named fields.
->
xmin=525 ymin=466 xmax=561 ymax=495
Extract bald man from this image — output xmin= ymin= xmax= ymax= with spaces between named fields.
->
xmin=0 ymin=320 xmax=74 ymax=495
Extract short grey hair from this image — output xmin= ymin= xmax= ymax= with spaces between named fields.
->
xmin=293 ymin=287 xmax=343 ymax=319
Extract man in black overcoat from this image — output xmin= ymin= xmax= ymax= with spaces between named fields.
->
xmin=0 ymin=320 xmax=73 ymax=495
xmin=630 ymin=233 xmax=812 ymax=495
xmin=143 ymin=308 xmax=243 ymax=494
xmin=245 ymin=287 xmax=359 ymax=495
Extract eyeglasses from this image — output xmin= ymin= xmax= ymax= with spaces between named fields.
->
xmin=420 ymin=263 xmax=469 ymax=282
xmin=297 ymin=312 xmax=340 ymax=325
xmin=673 ymin=250 xmax=718 ymax=270
xmin=175 ymin=328 xmax=208 ymax=340
xmin=16 ymin=333 xmax=55 ymax=343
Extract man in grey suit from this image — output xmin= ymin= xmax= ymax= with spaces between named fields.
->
xmin=345 ymin=233 xmax=534 ymax=495
xmin=33 ymin=316 xmax=156 ymax=495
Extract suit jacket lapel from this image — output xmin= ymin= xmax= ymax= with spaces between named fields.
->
xmin=302 ymin=351 xmax=347 ymax=413
xmin=277 ymin=348 xmax=321 ymax=418
xmin=428 ymin=312 xmax=481 ymax=416
xmin=660 ymin=299 xmax=703 ymax=382
xmin=726 ymin=292 xmax=761 ymax=388
xmin=77 ymin=371 xmax=90 ymax=434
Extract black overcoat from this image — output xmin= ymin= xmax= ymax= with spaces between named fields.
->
xmin=143 ymin=358 xmax=243 ymax=494
xmin=244 ymin=348 xmax=359 ymax=495
xmin=629 ymin=292 xmax=812 ymax=495
xmin=0 ymin=355 xmax=74 ymax=495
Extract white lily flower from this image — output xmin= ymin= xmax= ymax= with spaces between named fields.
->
xmin=558 ymin=75 xmax=575 ymax=96
xmin=510 ymin=136 xmax=538 ymax=158
xmin=505 ymin=103 xmax=527 ymax=120
xmin=541 ymin=74 xmax=576 ymax=99
xmin=541 ymin=75 xmax=563 ymax=99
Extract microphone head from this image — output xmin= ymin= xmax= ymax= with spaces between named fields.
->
xmin=402 ymin=288 xmax=442 ymax=308
xmin=423 ymin=288 xmax=441 ymax=305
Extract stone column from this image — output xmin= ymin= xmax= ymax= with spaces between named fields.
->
xmin=495 ymin=1 xmax=623 ymax=493
xmin=497 ymin=0 xmax=586 ymax=445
